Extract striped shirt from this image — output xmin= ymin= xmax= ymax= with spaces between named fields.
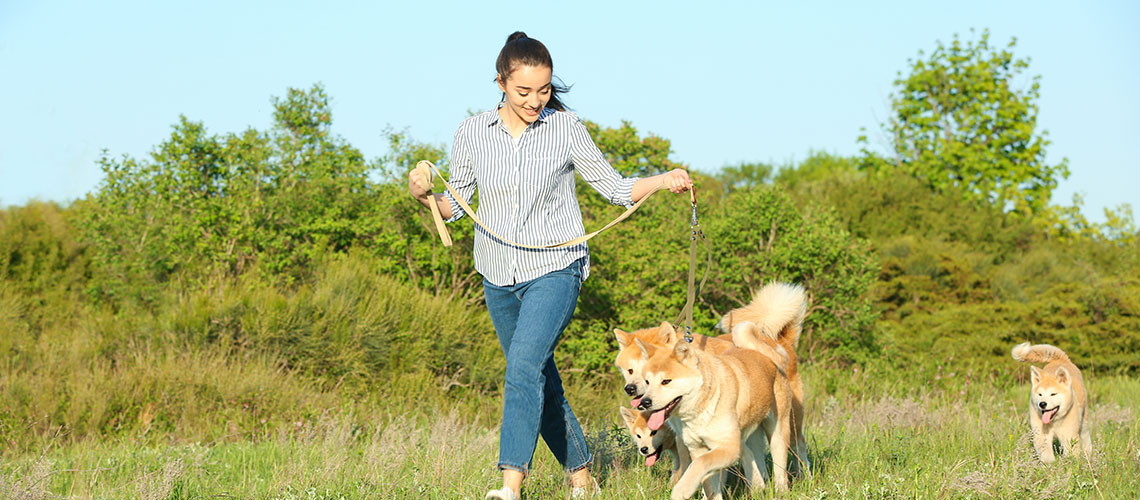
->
xmin=443 ymin=106 xmax=638 ymax=286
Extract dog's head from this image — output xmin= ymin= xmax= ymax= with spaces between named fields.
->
xmin=618 ymin=406 xmax=675 ymax=467
xmin=614 ymin=322 xmax=676 ymax=406
xmin=1029 ymin=365 xmax=1075 ymax=425
xmin=635 ymin=336 xmax=701 ymax=431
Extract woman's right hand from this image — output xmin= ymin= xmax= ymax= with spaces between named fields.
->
xmin=408 ymin=168 xmax=432 ymax=202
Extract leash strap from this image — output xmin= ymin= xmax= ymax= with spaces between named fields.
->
xmin=674 ymin=187 xmax=711 ymax=343
xmin=414 ymin=160 xmax=668 ymax=249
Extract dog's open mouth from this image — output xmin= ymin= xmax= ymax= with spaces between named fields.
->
xmin=644 ymin=446 xmax=663 ymax=467
xmin=1040 ymin=406 xmax=1060 ymax=424
xmin=647 ymin=397 xmax=682 ymax=431
xmin=630 ymin=395 xmax=644 ymax=408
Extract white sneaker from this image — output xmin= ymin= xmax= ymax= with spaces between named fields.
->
xmin=484 ymin=487 xmax=520 ymax=500
xmin=569 ymin=478 xmax=600 ymax=499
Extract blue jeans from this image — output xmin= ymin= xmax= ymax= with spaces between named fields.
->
xmin=483 ymin=258 xmax=592 ymax=474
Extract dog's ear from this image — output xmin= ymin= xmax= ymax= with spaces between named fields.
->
xmin=618 ymin=406 xmax=636 ymax=427
xmin=633 ymin=338 xmax=656 ymax=360
xmin=1055 ymin=366 xmax=1072 ymax=387
xmin=1030 ymin=366 xmax=1042 ymax=386
xmin=614 ymin=328 xmax=631 ymax=348
xmin=715 ymin=311 xmax=731 ymax=333
xmin=673 ymin=338 xmax=692 ymax=360
xmin=656 ymin=321 xmax=677 ymax=345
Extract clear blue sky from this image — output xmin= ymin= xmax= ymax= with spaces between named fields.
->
xmin=2 ymin=1 xmax=1137 ymax=223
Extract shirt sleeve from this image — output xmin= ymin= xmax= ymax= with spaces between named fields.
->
xmin=567 ymin=114 xmax=638 ymax=208
xmin=442 ymin=123 xmax=477 ymax=223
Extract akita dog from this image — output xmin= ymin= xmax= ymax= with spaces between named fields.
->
xmin=618 ymin=406 xmax=683 ymax=486
xmin=715 ymin=282 xmax=810 ymax=477
xmin=614 ymin=323 xmax=786 ymax=409
xmin=636 ymin=321 xmax=794 ymax=500
xmin=1011 ymin=342 xmax=1092 ymax=463
xmin=614 ymin=322 xmax=787 ymax=488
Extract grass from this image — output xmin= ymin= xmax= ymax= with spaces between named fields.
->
xmin=3 ymin=370 xmax=1137 ymax=499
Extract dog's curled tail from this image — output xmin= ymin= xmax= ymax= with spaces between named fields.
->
xmin=1011 ymin=342 xmax=1071 ymax=364
xmin=731 ymin=321 xmax=790 ymax=374
xmin=752 ymin=282 xmax=808 ymax=349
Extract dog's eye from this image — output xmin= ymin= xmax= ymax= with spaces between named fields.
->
xmin=662 ymin=379 xmax=672 ymax=385
xmin=628 ymin=369 xmax=633 ymax=374
xmin=1050 ymin=393 xmax=1056 ymax=396
xmin=650 ymin=430 xmax=657 ymax=436
xmin=636 ymin=433 xmax=641 ymax=439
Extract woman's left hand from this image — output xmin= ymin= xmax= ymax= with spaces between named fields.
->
xmin=660 ymin=168 xmax=693 ymax=194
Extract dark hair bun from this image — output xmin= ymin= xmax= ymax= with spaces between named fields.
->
xmin=506 ymin=31 xmax=528 ymax=43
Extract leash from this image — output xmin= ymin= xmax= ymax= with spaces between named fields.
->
xmin=673 ymin=186 xmax=711 ymax=344
xmin=414 ymin=160 xmax=669 ymax=249
xmin=415 ymin=160 xmax=710 ymax=341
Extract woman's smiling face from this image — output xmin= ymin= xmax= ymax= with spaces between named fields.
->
xmin=497 ymin=64 xmax=553 ymax=126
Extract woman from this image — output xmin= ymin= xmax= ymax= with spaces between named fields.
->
xmin=408 ymin=31 xmax=692 ymax=500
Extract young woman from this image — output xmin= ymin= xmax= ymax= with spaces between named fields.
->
xmin=408 ymin=32 xmax=692 ymax=500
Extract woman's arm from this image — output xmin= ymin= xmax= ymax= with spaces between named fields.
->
xmin=631 ymin=169 xmax=693 ymax=203
xmin=408 ymin=123 xmax=477 ymax=222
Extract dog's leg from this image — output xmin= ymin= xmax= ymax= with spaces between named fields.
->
xmin=670 ymin=444 xmax=738 ymax=500
xmin=699 ymin=469 xmax=725 ymax=500
xmin=769 ymin=410 xmax=792 ymax=491
xmin=1079 ymin=420 xmax=1093 ymax=460
xmin=672 ymin=427 xmax=691 ymax=486
xmin=667 ymin=449 xmax=682 ymax=487
xmin=793 ymin=430 xmax=811 ymax=479
xmin=739 ymin=432 xmax=768 ymax=491
xmin=1029 ymin=410 xmax=1055 ymax=463
xmin=1058 ymin=429 xmax=1075 ymax=459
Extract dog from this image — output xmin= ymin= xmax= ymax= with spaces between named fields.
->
xmin=1011 ymin=342 xmax=1092 ymax=463
xmin=619 ymin=406 xmax=683 ymax=486
xmin=614 ymin=322 xmax=787 ymax=489
xmin=715 ymin=282 xmax=810 ymax=477
xmin=635 ymin=320 xmax=793 ymax=500
xmin=614 ymin=322 xmax=786 ymax=409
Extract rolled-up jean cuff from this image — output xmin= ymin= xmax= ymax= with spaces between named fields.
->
xmin=567 ymin=456 xmax=593 ymax=473
xmin=498 ymin=463 xmax=528 ymax=476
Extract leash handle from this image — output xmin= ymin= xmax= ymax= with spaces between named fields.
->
xmin=414 ymin=162 xmax=452 ymax=247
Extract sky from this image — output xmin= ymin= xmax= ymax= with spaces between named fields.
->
xmin=1 ymin=1 xmax=1137 ymax=223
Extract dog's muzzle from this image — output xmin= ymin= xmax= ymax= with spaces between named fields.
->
xmin=624 ymin=383 xmax=638 ymax=396
xmin=638 ymin=397 xmax=653 ymax=411
xmin=1038 ymin=401 xmax=1048 ymax=410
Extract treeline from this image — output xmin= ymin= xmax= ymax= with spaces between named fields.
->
xmin=2 ymin=31 xmax=1138 ymax=452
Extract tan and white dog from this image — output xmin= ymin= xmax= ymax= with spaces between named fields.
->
xmin=715 ymin=282 xmax=810 ymax=477
xmin=636 ymin=321 xmax=793 ymax=500
xmin=614 ymin=322 xmax=786 ymax=488
xmin=618 ymin=406 xmax=683 ymax=486
xmin=1011 ymin=342 xmax=1092 ymax=463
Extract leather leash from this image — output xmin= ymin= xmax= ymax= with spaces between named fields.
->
xmin=673 ymin=186 xmax=711 ymax=343
xmin=414 ymin=160 xmax=668 ymax=249
xmin=414 ymin=159 xmax=710 ymax=341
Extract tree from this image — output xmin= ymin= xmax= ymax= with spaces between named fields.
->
xmin=860 ymin=29 xmax=1068 ymax=216
xmin=78 ymin=84 xmax=383 ymax=303
xmin=717 ymin=161 xmax=774 ymax=194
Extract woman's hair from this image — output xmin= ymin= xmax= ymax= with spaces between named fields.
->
xmin=495 ymin=31 xmax=571 ymax=111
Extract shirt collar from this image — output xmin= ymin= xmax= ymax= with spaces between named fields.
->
xmin=486 ymin=105 xmax=555 ymax=127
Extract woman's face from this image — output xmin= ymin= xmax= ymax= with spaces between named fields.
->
xmin=497 ymin=64 xmax=553 ymax=125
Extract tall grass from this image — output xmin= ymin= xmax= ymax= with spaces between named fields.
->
xmin=3 ymin=375 xmax=1137 ymax=499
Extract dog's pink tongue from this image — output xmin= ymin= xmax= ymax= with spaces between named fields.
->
xmin=630 ymin=397 xmax=642 ymax=408
xmin=647 ymin=409 xmax=667 ymax=431
xmin=645 ymin=453 xmax=658 ymax=467
xmin=1042 ymin=409 xmax=1054 ymax=424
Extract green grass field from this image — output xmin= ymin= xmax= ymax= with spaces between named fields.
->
xmin=4 ymin=367 xmax=1137 ymax=500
